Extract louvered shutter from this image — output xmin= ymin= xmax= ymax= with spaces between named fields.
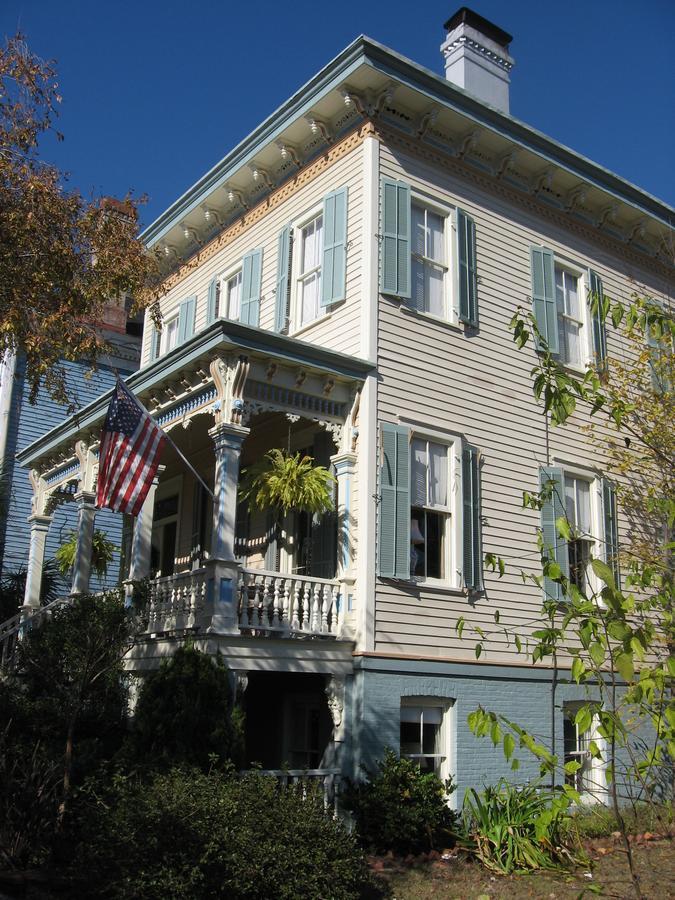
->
xmin=177 ymin=296 xmax=196 ymax=344
xmin=462 ymin=445 xmax=482 ymax=591
xmin=380 ymin=178 xmax=411 ymax=299
xmin=240 ymin=248 xmax=263 ymax=327
xmin=206 ymin=276 xmax=218 ymax=325
xmin=378 ymin=423 xmax=410 ymax=579
xmin=457 ymin=210 xmax=478 ymax=327
xmin=530 ymin=247 xmax=559 ymax=353
xmin=602 ymin=478 xmax=620 ymax=587
xmin=150 ymin=327 xmax=161 ymax=362
xmin=540 ymin=467 xmax=569 ymax=600
xmin=274 ymin=225 xmax=292 ymax=333
xmin=588 ymin=269 xmax=607 ymax=369
xmin=321 ymin=187 xmax=348 ymax=307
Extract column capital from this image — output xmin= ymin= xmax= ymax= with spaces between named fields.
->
xmin=209 ymin=421 xmax=250 ymax=451
xmin=331 ymin=451 xmax=357 ymax=475
xmin=27 ymin=513 xmax=53 ymax=530
xmin=73 ymin=489 xmax=97 ymax=507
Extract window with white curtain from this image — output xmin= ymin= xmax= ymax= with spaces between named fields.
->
xmin=297 ymin=214 xmax=323 ymax=328
xmin=411 ymin=204 xmax=448 ymax=318
xmin=410 ymin=437 xmax=450 ymax=580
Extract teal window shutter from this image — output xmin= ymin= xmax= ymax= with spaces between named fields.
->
xmin=274 ymin=225 xmax=292 ymax=333
xmin=462 ymin=445 xmax=482 ymax=591
xmin=530 ymin=247 xmax=559 ymax=353
xmin=150 ymin=327 xmax=161 ymax=361
xmin=457 ymin=209 xmax=478 ymax=327
xmin=378 ymin=423 xmax=410 ymax=579
xmin=539 ymin=467 xmax=569 ymax=601
xmin=602 ymin=478 xmax=620 ymax=587
xmin=380 ymin=178 xmax=411 ymax=299
xmin=240 ymin=248 xmax=263 ymax=327
xmin=588 ymin=269 xmax=607 ymax=369
xmin=321 ymin=187 xmax=348 ymax=307
xmin=206 ymin=276 xmax=218 ymax=325
xmin=177 ymin=296 xmax=196 ymax=344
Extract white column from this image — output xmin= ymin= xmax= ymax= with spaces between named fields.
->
xmin=331 ymin=451 xmax=357 ymax=633
xmin=124 ymin=468 xmax=162 ymax=606
xmin=70 ymin=490 xmax=96 ymax=596
xmin=205 ymin=422 xmax=249 ymax=633
xmin=22 ymin=514 xmax=53 ymax=613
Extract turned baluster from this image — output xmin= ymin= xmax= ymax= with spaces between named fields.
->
xmin=281 ymin=580 xmax=291 ymax=634
xmin=301 ymin=583 xmax=311 ymax=631
xmin=291 ymin=581 xmax=301 ymax=631
xmin=320 ymin=584 xmax=329 ymax=633
xmin=333 ymin=587 xmax=342 ymax=636
xmin=186 ymin=576 xmax=197 ymax=629
xmin=239 ymin=572 xmax=249 ymax=628
xmin=310 ymin=583 xmax=321 ymax=632
xmin=271 ymin=578 xmax=281 ymax=629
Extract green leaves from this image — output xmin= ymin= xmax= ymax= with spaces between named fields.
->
xmin=239 ymin=449 xmax=336 ymax=516
xmin=590 ymin=557 xmax=616 ymax=589
xmin=574 ymin=706 xmax=593 ymax=735
xmin=503 ymin=732 xmax=515 ymax=762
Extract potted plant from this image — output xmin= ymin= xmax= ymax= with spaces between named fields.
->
xmin=55 ymin=529 xmax=118 ymax=580
xmin=239 ymin=449 xmax=336 ymax=517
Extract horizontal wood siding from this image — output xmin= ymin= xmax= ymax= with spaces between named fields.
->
xmin=142 ymin=143 xmax=364 ymax=365
xmin=374 ymin=141 xmax=670 ymax=663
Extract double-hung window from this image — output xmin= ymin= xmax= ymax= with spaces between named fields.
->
xmin=411 ymin=203 xmax=448 ymax=318
xmin=563 ymin=702 xmax=606 ymax=801
xmin=224 ymin=268 xmax=243 ymax=320
xmin=160 ymin=315 xmax=179 ymax=355
xmin=410 ymin=437 xmax=451 ymax=580
xmin=564 ymin=474 xmax=593 ymax=592
xmin=555 ymin=266 xmax=584 ymax=367
xmin=400 ymin=699 xmax=453 ymax=781
xmin=298 ymin=213 xmax=324 ymax=328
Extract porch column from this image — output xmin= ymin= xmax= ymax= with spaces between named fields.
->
xmin=70 ymin=490 xmax=96 ymax=596
xmin=331 ymin=451 xmax=357 ymax=629
xmin=124 ymin=467 xmax=163 ymax=606
xmin=205 ymin=422 xmax=249 ymax=633
xmin=22 ymin=514 xmax=53 ymax=614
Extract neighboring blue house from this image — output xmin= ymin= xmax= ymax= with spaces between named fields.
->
xmin=0 ymin=306 xmax=140 ymax=597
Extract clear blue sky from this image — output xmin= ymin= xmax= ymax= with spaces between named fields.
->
xmin=3 ymin=0 xmax=674 ymax=227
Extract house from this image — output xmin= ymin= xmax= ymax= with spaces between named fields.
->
xmin=8 ymin=9 xmax=673 ymax=804
xmin=0 ymin=294 xmax=141 ymax=602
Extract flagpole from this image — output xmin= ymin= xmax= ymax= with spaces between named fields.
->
xmin=118 ymin=374 xmax=215 ymax=501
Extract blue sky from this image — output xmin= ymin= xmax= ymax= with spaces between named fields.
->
xmin=3 ymin=0 xmax=674 ymax=227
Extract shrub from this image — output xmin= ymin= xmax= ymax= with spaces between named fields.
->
xmin=343 ymin=749 xmax=457 ymax=854
xmin=127 ymin=645 xmax=243 ymax=771
xmin=68 ymin=767 xmax=369 ymax=899
xmin=463 ymin=779 xmax=587 ymax=874
xmin=565 ymin=802 xmax=675 ymax=840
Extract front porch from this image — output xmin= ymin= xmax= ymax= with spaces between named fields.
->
xmin=14 ymin=322 xmax=370 ymax=653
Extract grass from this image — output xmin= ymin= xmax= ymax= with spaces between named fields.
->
xmin=564 ymin=802 xmax=675 ymax=841
xmin=372 ymin=838 xmax=675 ymax=899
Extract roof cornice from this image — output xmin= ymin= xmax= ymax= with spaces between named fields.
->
xmin=142 ymin=35 xmax=673 ymax=251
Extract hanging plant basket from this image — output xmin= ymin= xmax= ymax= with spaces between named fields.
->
xmin=55 ymin=529 xmax=118 ymax=579
xmin=239 ymin=449 xmax=336 ymax=518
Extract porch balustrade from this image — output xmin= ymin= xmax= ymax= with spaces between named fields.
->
xmin=240 ymin=768 xmax=341 ymax=815
xmin=238 ymin=568 xmax=343 ymax=637
xmin=146 ymin=569 xmax=206 ymax=634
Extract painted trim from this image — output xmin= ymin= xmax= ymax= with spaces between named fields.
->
xmin=16 ymin=320 xmax=375 ymax=468
xmin=353 ymin=652 xmax=576 ymax=681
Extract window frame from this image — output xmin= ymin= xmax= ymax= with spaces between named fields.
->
xmin=552 ymin=257 xmax=591 ymax=370
xmin=400 ymin=696 xmax=456 ymax=802
xmin=406 ymin=424 xmax=463 ymax=590
xmin=407 ymin=191 xmax=458 ymax=326
xmin=290 ymin=202 xmax=325 ymax=334
xmin=216 ymin=262 xmax=244 ymax=322
xmin=563 ymin=701 xmax=607 ymax=804
xmin=159 ymin=313 xmax=179 ymax=356
xmin=553 ymin=460 xmax=603 ymax=596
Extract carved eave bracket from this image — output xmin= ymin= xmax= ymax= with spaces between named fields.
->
xmin=75 ymin=439 xmax=97 ymax=493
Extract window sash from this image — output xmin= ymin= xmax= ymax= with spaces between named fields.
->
xmin=226 ymin=270 xmax=242 ymax=320
xmin=161 ymin=317 xmax=178 ymax=354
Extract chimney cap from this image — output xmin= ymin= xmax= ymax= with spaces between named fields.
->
xmin=443 ymin=7 xmax=513 ymax=49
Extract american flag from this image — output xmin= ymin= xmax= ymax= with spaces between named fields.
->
xmin=96 ymin=378 xmax=167 ymax=516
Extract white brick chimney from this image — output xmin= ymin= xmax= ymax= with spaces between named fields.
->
xmin=441 ymin=7 xmax=514 ymax=113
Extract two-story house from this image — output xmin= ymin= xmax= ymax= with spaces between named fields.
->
xmin=11 ymin=9 xmax=673 ymax=803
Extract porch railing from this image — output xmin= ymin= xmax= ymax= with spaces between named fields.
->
xmin=0 ymin=598 xmax=69 ymax=672
xmin=238 ymin=569 xmax=342 ymax=638
xmin=146 ymin=569 xmax=206 ymax=634
xmin=240 ymin=768 xmax=341 ymax=815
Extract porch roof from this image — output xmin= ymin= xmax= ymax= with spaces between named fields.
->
xmin=16 ymin=319 xmax=374 ymax=470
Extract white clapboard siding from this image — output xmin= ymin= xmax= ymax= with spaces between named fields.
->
xmin=142 ymin=142 xmax=365 ymax=365
xmin=374 ymin=141 xmax=669 ymax=662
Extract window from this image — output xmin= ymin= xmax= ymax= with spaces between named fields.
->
xmin=555 ymin=267 xmax=584 ymax=366
xmin=563 ymin=702 xmax=606 ymax=800
xmin=159 ymin=315 xmax=178 ymax=355
xmin=564 ymin=474 xmax=593 ymax=592
xmin=411 ymin=203 xmax=448 ymax=318
xmin=400 ymin=698 xmax=453 ymax=781
xmin=225 ymin=269 xmax=242 ymax=320
xmin=297 ymin=213 xmax=323 ymax=328
xmin=410 ymin=438 xmax=450 ymax=580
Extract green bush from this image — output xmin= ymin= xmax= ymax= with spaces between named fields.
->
xmin=68 ymin=767 xmax=370 ymax=899
xmin=565 ymin=802 xmax=675 ymax=840
xmin=127 ymin=645 xmax=243 ymax=771
xmin=343 ymin=749 xmax=457 ymax=854
xmin=463 ymin=779 xmax=586 ymax=874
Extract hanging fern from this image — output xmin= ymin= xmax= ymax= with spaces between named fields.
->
xmin=55 ymin=529 xmax=118 ymax=579
xmin=239 ymin=449 xmax=336 ymax=517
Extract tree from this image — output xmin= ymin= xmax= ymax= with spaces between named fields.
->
xmin=463 ymin=291 xmax=674 ymax=898
xmin=0 ymin=34 xmax=162 ymax=408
